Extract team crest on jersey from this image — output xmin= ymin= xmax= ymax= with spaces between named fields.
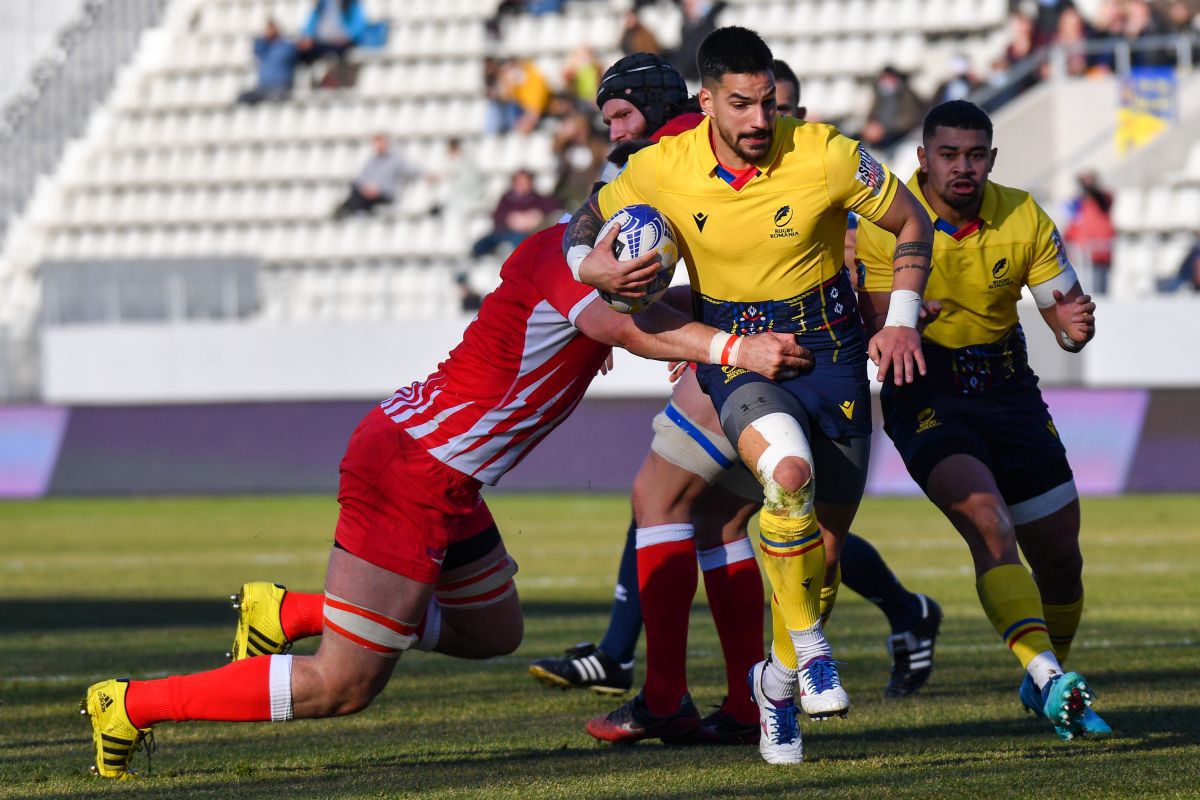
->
xmin=855 ymin=144 xmax=885 ymax=197
xmin=989 ymin=257 xmax=1014 ymax=289
xmin=916 ymin=406 xmax=941 ymax=433
xmin=770 ymin=204 xmax=799 ymax=239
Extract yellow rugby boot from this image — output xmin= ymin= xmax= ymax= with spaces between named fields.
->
xmin=227 ymin=582 xmax=291 ymax=661
xmin=80 ymin=678 xmax=154 ymax=779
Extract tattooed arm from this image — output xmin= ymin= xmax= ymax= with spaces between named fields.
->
xmin=563 ymin=189 xmax=661 ymax=297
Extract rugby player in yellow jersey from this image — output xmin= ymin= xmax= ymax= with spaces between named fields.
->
xmin=563 ymin=27 xmax=935 ymax=765
xmin=855 ymin=100 xmax=1111 ymax=741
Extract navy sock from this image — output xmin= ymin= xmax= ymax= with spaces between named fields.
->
xmin=597 ymin=518 xmax=642 ymax=663
xmin=840 ymin=531 xmax=924 ymax=633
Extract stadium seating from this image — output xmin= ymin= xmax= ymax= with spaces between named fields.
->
xmin=4 ymin=0 xmax=1160 ymax=335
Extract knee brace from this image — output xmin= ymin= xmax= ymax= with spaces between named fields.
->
xmin=749 ymin=412 xmax=814 ymax=518
xmin=324 ymin=593 xmax=419 ymax=658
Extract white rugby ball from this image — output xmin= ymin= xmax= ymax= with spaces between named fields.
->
xmin=595 ymin=204 xmax=679 ymax=314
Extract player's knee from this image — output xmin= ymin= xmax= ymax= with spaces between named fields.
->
xmin=771 ymin=456 xmax=812 ymax=494
xmin=960 ymin=495 xmax=1016 ymax=547
xmin=1034 ymin=545 xmax=1084 ymax=585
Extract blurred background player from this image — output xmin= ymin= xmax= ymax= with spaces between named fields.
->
xmin=856 ymin=100 xmax=1111 ymax=742
xmin=530 ymin=60 xmax=943 ymax=748
xmin=564 ymin=28 xmax=935 ymax=764
xmin=80 ymin=212 xmax=808 ymax=780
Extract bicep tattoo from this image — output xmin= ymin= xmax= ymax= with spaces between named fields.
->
xmin=563 ymin=193 xmax=604 ymax=257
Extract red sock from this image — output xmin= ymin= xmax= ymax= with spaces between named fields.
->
xmin=280 ymin=591 xmax=325 ymax=641
xmin=700 ymin=542 xmax=765 ymax=724
xmin=636 ymin=525 xmax=698 ymax=716
xmin=124 ymin=657 xmax=275 ymax=727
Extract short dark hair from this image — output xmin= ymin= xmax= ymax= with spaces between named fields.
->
xmin=923 ymin=100 xmax=993 ymax=144
xmin=697 ymin=26 xmax=774 ymax=87
xmin=772 ymin=59 xmax=798 ymax=92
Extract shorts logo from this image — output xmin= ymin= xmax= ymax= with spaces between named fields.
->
xmin=855 ymin=144 xmax=886 ymax=197
xmin=693 ymin=211 xmax=709 ymax=232
xmin=916 ymin=407 xmax=941 ymax=433
xmin=1047 ymin=419 xmax=1060 ymax=439
xmin=770 ymin=205 xmax=799 ymax=239
xmin=990 ymin=257 xmax=1014 ymax=288
xmin=722 ymin=365 xmax=749 ymax=383
xmin=426 ymin=546 xmax=447 ymax=565
xmin=839 ymin=400 xmax=855 ymax=420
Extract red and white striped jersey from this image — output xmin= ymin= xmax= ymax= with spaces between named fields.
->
xmin=381 ymin=225 xmax=609 ymax=484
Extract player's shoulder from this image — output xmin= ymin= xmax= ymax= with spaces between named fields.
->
xmin=986 ymin=180 xmax=1050 ymax=226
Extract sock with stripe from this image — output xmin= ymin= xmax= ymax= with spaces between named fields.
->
xmin=636 ymin=523 xmax=697 ymax=716
xmin=759 ymin=511 xmax=825 ymax=669
xmin=977 ymin=564 xmax=1062 ymax=685
xmin=1042 ymin=595 xmax=1084 ymax=665
xmin=597 ymin=518 xmax=643 ymax=665
xmin=839 ymin=531 xmax=924 ymax=633
xmin=699 ymin=538 xmax=764 ymax=724
xmin=280 ymin=591 xmax=325 ymax=641
xmin=124 ymin=654 xmax=292 ymax=727
xmin=819 ymin=562 xmax=841 ymax=626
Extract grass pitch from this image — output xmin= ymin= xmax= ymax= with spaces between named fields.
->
xmin=2 ymin=493 xmax=1198 ymax=799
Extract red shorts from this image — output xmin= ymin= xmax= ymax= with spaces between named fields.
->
xmin=334 ymin=406 xmax=496 ymax=583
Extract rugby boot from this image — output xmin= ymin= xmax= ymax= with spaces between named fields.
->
xmin=585 ymin=690 xmax=701 ymax=744
xmin=748 ymin=661 xmax=803 ymax=764
xmin=529 ymin=642 xmax=633 ymax=696
xmin=798 ymin=655 xmax=850 ymax=720
xmin=227 ymin=581 xmax=291 ymax=661
xmin=696 ymin=704 xmax=760 ymax=745
xmin=885 ymin=594 xmax=942 ymax=698
xmin=80 ymin=678 xmax=154 ymax=780
xmin=1020 ymin=672 xmax=1112 ymax=739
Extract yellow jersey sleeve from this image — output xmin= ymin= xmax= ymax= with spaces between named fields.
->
xmin=855 ymin=218 xmax=898 ymax=294
xmin=597 ymin=145 xmax=662 ymax=220
xmin=1026 ymin=204 xmax=1070 ymax=288
xmin=824 ymin=133 xmax=899 ymax=224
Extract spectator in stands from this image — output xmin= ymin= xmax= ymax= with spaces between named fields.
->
xmin=1054 ymin=6 xmax=1103 ymax=77
xmin=431 ymin=138 xmax=485 ymax=223
xmin=237 ymin=19 xmax=298 ymax=105
xmin=1123 ymin=0 xmax=1174 ymax=66
xmin=929 ymin=54 xmax=981 ymax=107
xmin=861 ymin=65 xmax=925 ymax=152
xmin=620 ymin=10 xmax=661 ymax=56
xmin=671 ymin=0 xmax=726 ymax=83
xmin=485 ymin=58 xmax=552 ymax=135
xmin=563 ymin=46 xmax=604 ymax=107
xmin=455 ymin=273 xmax=484 ymax=312
xmin=1161 ymin=242 xmax=1200 ymax=293
xmin=298 ymin=0 xmax=366 ymax=63
xmin=1030 ymin=0 xmax=1073 ymax=49
xmin=470 ymin=169 xmax=559 ymax=257
xmin=333 ymin=133 xmax=414 ymax=219
xmin=1064 ymin=170 xmax=1116 ymax=295
xmin=550 ymin=93 xmax=606 ymax=210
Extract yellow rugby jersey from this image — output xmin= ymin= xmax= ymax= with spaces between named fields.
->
xmin=858 ymin=172 xmax=1068 ymax=350
xmin=598 ymin=115 xmax=899 ymax=302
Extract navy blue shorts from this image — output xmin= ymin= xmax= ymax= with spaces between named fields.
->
xmin=881 ymin=375 xmax=1072 ymax=506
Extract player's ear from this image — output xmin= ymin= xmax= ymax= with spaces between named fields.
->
xmin=699 ymin=86 xmax=714 ymax=117
xmin=916 ymin=145 xmax=927 ymax=173
xmin=989 ymin=146 xmax=998 ymax=170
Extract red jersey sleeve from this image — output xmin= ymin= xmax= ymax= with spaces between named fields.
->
xmin=505 ymin=225 xmax=599 ymax=325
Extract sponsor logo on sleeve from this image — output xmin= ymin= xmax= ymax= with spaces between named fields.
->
xmin=855 ymin=144 xmax=885 ymax=197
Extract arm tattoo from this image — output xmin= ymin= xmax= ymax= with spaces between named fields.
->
xmin=893 ymin=241 xmax=932 ymax=261
xmin=563 ymin=193 xmax=604 ymax=257
xmin=893 ymin=263 xmax=932 ymax=274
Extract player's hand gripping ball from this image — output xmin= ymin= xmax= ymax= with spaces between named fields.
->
xmin=596 ymin=204 xmax=679 ymax=314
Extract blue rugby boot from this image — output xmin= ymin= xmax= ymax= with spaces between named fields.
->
xmin=1021 ymin=673 xmax=1112 ymax=738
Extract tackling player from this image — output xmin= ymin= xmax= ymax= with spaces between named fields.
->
xmin=564 ymin=28 xmax=935 ymax=765
xmin=79 ymin=223 xmax=807 ymax=779
xmin=531 ymin=57 xmax=944 ymax=752
xmin=855 ymin=100 xmax=1111 ymax=741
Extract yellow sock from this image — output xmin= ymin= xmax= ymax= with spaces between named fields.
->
xmin=1043 ymin=595 xmax=1084 ymax=665
xmin=819 ymin=562 xmax=842 ymax=626
xmin=976 ymin=564 xmax=1054 ymax=670
xmin=770 ymin=593 xmax=798 ymax=670
xmin=759 ymin=511 xmax=824 ymax=638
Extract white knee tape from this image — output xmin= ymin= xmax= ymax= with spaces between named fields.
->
xmin=749 ymin=413 xmax=814 ymax=516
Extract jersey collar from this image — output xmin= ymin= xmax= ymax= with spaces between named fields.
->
xmin=907 ymin=170 xmax=999 ymax=236
xmin=695 ymin=115 xmax=787 ymax=182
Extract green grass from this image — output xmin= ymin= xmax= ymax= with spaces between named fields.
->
xmin=2 ymin=494 xmax=1199 ymax=799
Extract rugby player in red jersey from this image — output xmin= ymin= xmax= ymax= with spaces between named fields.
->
xmin=79 ymin=206 xmax=807 ymax=779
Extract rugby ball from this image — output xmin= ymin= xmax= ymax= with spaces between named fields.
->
xmin=595 ymin=204 xmax=679 ymax=314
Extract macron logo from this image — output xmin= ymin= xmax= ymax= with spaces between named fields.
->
xmin=693 ymin=212 xmax=708 ymax=232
